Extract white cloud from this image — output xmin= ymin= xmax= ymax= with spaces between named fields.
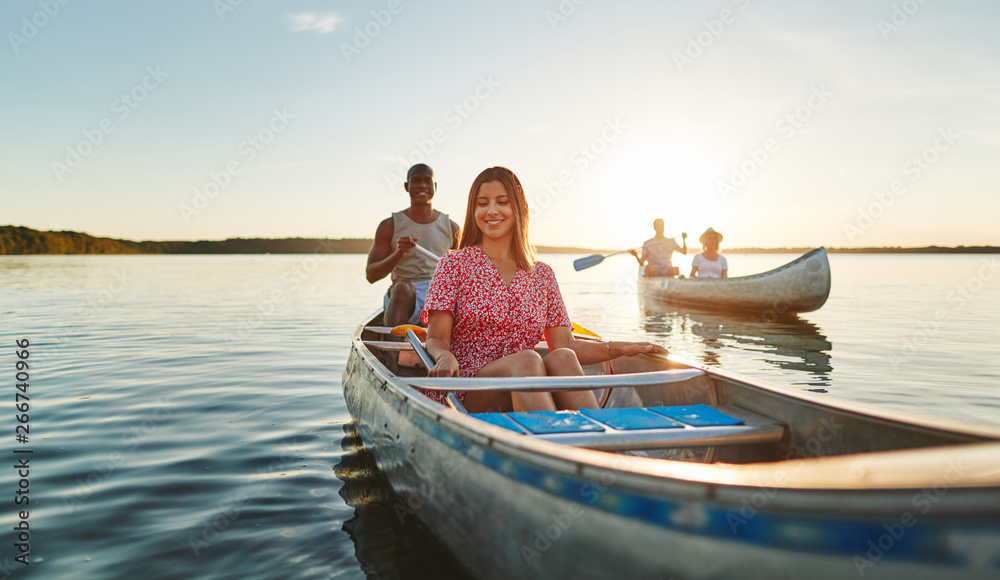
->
xmin=288 ymin=12 xmax=342 ymax=34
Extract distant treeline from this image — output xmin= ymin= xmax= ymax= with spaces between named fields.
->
xmin=1 ymin=226 xmax=997 ymax=255
xmin=731 ymin=246 xmax=1000 ymax=254
xmin=0 ymin=226 xmax=371 ymax=255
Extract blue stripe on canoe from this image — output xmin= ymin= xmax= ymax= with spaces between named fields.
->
xmin=403 ymin=409 xmax=966 ymax=565
xmin=648 ymin=404 xmax=744 ymax=427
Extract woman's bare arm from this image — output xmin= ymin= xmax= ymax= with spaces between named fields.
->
xmin=543 ymin=326 xmax=668 ymax=366
xmin=425 ymin=311 xmax=459 ymax=377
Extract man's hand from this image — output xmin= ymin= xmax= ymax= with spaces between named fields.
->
xmin=681 ymin=232 xmax=688 ymax=239
xmin=396 ymin=236 xmax=419 ymax=256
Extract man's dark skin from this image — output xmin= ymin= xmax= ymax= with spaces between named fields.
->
xmin=366 ymin=164 xmax=461 ymax=326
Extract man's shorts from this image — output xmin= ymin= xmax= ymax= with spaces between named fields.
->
xmin=383 ymin=279 xmax=431 ymax=326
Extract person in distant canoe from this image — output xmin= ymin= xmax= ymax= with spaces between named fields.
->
xmin=366 ymin=164 xmax=461 ymax=327
xmin=630 ymin=219 xmax=687 ymax=277
xmin=420 ymin=166 xmax=668 ymax=412
xmin=689 ymin=228 xmax=728 ymax=279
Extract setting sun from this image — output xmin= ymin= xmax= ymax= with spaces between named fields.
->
xmin=604 ymin=141 xmax=722 ymax=248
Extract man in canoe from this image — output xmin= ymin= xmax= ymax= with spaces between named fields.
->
xmin=366 ymin=164 xmax=461 ymax=327
xmin=630 ymin=218 xmax=687 ymax=277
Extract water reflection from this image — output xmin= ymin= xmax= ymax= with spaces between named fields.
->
xmin=639 ymin=296 xmax=833 ymax=388
xmin=335 ymin=424 xmax=469 ymax=579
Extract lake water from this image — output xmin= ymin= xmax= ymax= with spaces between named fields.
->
xmin=1 ymin=253 xmax=998 ymax=579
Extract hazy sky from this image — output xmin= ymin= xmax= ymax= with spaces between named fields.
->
xmin=3 ymin=0 xmax=998 ymax=249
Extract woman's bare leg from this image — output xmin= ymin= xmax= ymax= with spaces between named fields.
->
xmin=543 ymin=348 xmax=599 ymax=410
xmin=462 ymin=390 xmax=512 ymax=413
xmin=474 ymin=350 xmax=555 ymax=412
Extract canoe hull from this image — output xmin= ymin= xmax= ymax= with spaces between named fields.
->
xmin=638 ymin=248 xmax=832 ymax=315
xmin=343 ymin=315 xmax=1000 ymax=579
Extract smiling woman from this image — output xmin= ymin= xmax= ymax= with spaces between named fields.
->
xmin=605 ymin=142 xmax=722 ymax=246
xmin=419 ymin=166 xmax=668 ymax=413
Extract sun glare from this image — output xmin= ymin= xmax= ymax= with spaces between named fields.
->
xmin=605 ymin=142 xmax=721 ymax=247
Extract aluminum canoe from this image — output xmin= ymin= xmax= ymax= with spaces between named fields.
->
xmin=638 ymin=247 xmax=832 ymax=315
xmin=342 ymin=312 xmax=1000 ymax=579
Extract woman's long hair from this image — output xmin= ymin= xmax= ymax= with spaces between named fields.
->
xmin=459 ymin=166 xmax=536 ymax=271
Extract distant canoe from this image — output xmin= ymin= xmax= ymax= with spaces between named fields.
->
xmin=638 ymin=247 xmax=831 ymax=315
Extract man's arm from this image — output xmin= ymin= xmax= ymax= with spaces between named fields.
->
xmin=629 ymin=248 xmax=644 ymax=266
xmin=678 ymin=232 xmax=688 ymax=255
xmin=449 ymin=220 xmax=461 ymax=250
xmin=366 ymin=218 xmax=409 ymax=283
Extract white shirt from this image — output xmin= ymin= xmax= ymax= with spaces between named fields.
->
xmin=692 ymin=253 xmax=727 ymax=278
xmin=642 ymin=237 xmax=680 ymax=270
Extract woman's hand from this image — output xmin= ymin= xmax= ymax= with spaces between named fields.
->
xmin=425 ymin=311 xmax=457 ymax=377
xmin=428 ymin=352 xmax=460 ymax=377
xmin=612 ymin=341 xmax=669 ymax=358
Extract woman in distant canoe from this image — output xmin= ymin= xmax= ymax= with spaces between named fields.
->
xmin=421 ymin=166 xmax=668 ymax=413
xmin=689 ymin=228 xmax=728 ymax=279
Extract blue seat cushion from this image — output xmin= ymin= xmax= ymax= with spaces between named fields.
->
xmin=648 ymin=404 xmax=744 ymax=427
xmin=505 ymin=411 xmax=606 ymax=434
xmin=579 ymin=407 xmax=685 ymax=430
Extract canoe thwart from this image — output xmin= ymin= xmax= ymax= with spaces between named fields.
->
xmin=405 ymin=369 xmax=706 ymax=392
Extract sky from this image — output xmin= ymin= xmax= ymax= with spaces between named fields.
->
xmin=2 ymin=0 xmax=998 ymax=250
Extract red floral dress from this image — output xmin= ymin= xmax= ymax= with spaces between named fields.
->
xmin=419 ymin=245 xmax=571 ymax=404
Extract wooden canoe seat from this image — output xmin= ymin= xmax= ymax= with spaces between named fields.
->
xmin=470 ymin=404 xmax=785 ymax=451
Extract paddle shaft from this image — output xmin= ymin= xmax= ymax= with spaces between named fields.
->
xmin=405 ymin=330 xmax=436 ymax=370
xmin=573 ymin=248 xmax=636 ymax=271
xmin=412 ymin=243 xmax=441 ymax=262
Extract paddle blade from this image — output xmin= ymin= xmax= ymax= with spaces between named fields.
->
xmin=571 ymin=322 xmax=601 ymax=338
xmin=573 ymin=254 xmax=605 ymax=271
xmin=391 ymin=324 xmax=427 ymax=339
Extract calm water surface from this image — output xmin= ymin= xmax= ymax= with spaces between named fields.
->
xmin=1 ymin=253 xmax=998 ymax=579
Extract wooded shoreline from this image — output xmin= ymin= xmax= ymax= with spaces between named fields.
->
xmin=2 ymin=225 xmax=996 ymax=255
